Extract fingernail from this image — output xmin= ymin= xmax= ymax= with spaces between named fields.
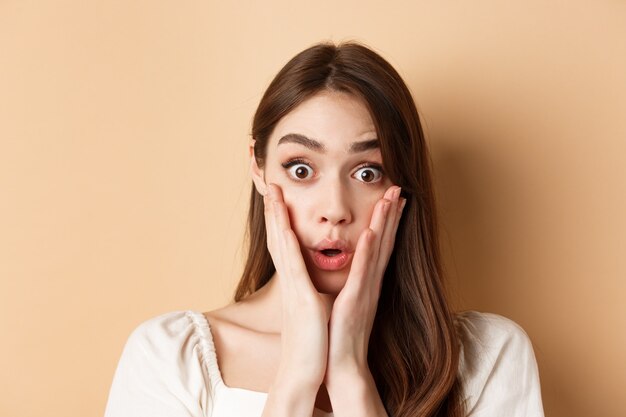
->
xmin=400 ymin=198 xmax=407 ymax=210
xmin=396 ymin=187 xmax=402 ymax=200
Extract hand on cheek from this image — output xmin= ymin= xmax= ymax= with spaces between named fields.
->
xmin=262 ymin=183 xmax=332 ymax=389
xmin=324 ymin=184 xmax=406 ymax=386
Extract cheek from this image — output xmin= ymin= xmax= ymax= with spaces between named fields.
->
xmin=358 ymin=193 xmax=383 ymax=225
xmin=281 ymin=193 xmax=311 ymax=235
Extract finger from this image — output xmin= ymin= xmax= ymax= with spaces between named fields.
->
xmin=263 ymin=184 xmax=282 ymax=258
xmin=269 ymin=184 xmax=316 ymax=296
xmin=282 ymin=227 xmax=318 ymax=297
xmin=342 ymin=227 xmax=374 ymax=297
xmin=376 ymin=195 xmax=406 ymax=278
xmin=264 ymin=184 xmax=292 ymax=299
xmin=377 ymin=186 xmax=402 ymax=262
xmin=344 ymin=185 xmax=396 ymax=301
xmin=266 ymin=184 xmax=292 ymax=291
xmin=263 ymin=187 xmax=278 ymax=255
xmin=368 ymin=186 xmax=396 ymax=260
xmin=366 ymin=186 xmax=401 ymax=291
xmin=376 ymin=187 xmax=402 ymax=279
xmin=270 ymin=183 xmax=292 ymax=232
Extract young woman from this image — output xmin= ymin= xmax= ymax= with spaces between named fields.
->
xmin=104 ymin=42 xmax=545 ymax=417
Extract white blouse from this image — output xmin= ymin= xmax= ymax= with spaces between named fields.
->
xmin=103 ymin=310 xmax=545 ymax=417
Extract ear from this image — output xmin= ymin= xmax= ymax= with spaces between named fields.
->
xmin=249 ymin=139 xmax=267 ymax=196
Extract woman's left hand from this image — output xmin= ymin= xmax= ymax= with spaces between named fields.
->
xmin=324 ymin=185 xmax=406 ymax=386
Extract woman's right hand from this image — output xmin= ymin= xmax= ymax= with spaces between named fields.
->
xmin=263 ymin=183 xmax=331 ymax=392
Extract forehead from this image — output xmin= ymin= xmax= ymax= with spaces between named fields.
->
xmin=269 ymin=91 xmax=377 ymax=150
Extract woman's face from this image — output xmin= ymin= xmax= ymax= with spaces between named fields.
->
xmin=252 ymin=90 xmax=394 ymax=294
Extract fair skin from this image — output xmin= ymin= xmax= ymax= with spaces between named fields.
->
xmin=205 ymin=90 xmax=405 ymax=416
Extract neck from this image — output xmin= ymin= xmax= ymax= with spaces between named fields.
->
xmin=236 ymin=271 xmax=336 ymax=334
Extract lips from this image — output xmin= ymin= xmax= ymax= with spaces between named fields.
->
xmin=311 ymin=239 xmax=353 ymax=271
xmin=314 ymin=238 xmax=350 ymax=252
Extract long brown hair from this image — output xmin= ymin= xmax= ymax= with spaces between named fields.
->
xmin=234 ymin=41 xmax=465 ymax=417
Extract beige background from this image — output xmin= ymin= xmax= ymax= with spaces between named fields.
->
xmin=1 ymin=1 xmax=624 ymax=416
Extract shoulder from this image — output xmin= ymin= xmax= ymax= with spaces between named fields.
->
xmin=453 ymin=311 xmax=545 ymax=416
xmin=126 ymin=310 xmax=208 ymax=348
xmin=454 ymin=310 xmax=534 ymax=358
xmin=104 ymin=310 xmax=214 ymax=417
xmin=120 ymin=310 xmax=216 ymax=379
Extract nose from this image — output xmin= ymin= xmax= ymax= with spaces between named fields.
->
xmin=318 ymin=181 xmax=352 ymax=225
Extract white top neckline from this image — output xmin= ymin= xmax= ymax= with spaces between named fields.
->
xmin=104 ymin=309 xmax=545 ymax=417
xmin=185 ymin=310 xmax=334 ymax=416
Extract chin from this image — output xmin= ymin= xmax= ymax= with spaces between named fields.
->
xmin=310 ymin=270 xmax=348 ymax=295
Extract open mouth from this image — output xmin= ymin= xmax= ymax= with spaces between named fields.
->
xmin=312 ymin=248 xmax=351 ymax=271
xmin=311 ymin=238 xmax=352 ymax=271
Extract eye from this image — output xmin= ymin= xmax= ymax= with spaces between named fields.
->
xmin=282 ymin=160 xmax=314 ymax=180
xmin=354 ymin=165 xmax=384 ymax=183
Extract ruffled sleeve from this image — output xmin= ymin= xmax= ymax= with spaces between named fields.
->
xmin=104 ymin=311 xmax=213 ymax=417
xmin=455 ymin=311 xmax=545 ymax=417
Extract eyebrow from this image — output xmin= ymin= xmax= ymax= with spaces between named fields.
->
xmin=277 ymin=133 xmax=379 ymax=154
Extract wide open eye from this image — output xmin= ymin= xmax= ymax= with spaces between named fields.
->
xmin=285 ymin=162 xmax=314 ymax=180
xmin=354 ymin=165 xmax=383 ymax=183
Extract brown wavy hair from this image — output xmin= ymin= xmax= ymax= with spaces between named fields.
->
xmin=233 ymin=41 xmax=465 ymax=417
